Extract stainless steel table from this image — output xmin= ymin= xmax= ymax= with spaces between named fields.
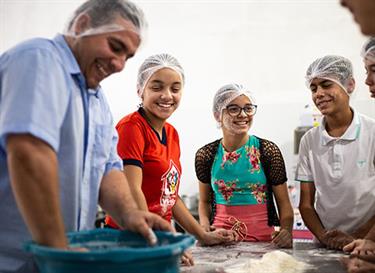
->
xmin=181 ymin=241 xmax=347 ymax=273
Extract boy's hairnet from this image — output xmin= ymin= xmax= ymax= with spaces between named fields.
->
xmin=137 ymin=53 xmax=185 ymax=97
xmin=213 ymin=83 xmax=256 ymax=122
xmin=64 ymin=0 xmax=147 ymax=42
xmin=305 ymin=55 xmax=354 ymax=96
xmin=361 ymin=37 xmax=375 ymax=63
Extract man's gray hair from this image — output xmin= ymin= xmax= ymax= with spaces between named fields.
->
xmin=66 ymin=0 xmax=146 ymax=38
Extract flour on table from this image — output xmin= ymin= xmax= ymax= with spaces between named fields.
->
xmin=306 ymin=249 xmax=344 ymax=258
xmin=227 ymin=250 xmax=309 ymax=273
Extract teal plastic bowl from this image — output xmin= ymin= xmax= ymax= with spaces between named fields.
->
xmin=24 ymin=229 xmax=195 ymax=273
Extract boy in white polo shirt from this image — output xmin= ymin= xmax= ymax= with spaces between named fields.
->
xmin=296 ymin=55 xmax=375 ymax=250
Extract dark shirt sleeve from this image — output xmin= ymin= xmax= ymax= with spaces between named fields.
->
xmin=195 ymin=139 xmax=221 ymax=184
xmin=260 ymin=138 xmax=288 ymax=185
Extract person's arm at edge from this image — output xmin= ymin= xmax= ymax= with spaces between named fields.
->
xmin=299 ymin=181 xmax=327 ymax=244
xmin=7 ymin=134 xmax=67 ymax=248
xmin=198 ymin=181 xmax=212 ymax=231
xmin=342 ymin=216 xmax=375 ymax=254
xmin=353 ymin=215 xmax=375 ymax=239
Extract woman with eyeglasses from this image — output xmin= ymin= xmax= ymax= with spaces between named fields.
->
xmin=195 ymin=83 xmax=293 ymax=247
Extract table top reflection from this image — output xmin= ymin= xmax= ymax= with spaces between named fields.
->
xmin=181 ymin=241 xmax=347 ymax=273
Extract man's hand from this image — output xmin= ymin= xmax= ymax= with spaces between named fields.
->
xmin=322 ymin=229 xmax=354 ymax=250
xmin=342 ymin=256 xmax=375 ymax=273
xmin=344 ymin=239 xmax=375 ymax=256
xmin=119 ymin=210 xmax=173 ymax=245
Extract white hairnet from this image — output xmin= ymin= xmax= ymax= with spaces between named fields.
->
xmin=305 ymin=55 xmax=354 ymax=96
xmin=213 ymin=83 xmax=256 ymax=121
xmin=137 ymin=53 xmax=185 ymax=97
xmin=64 ymin=0 xmax=146 ymax=42
xmin=361 ymin=37 xmax=375 ymax=63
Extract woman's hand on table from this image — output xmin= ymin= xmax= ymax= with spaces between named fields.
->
xmin=198 ymin=228 xmax=237 ymax=246
xmin=271 ymin=228 xmax=292 ymax=248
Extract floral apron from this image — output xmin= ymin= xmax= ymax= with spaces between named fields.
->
xmin=211 ymin=135 xmax=274 ymax=241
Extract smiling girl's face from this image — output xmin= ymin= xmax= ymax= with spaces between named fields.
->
xmin=141 ymin=68 xmax=183 ymax=123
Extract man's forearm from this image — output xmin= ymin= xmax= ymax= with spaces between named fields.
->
xmin=299 ymin=206 xmax=326 ymax=242
xmin=360 ymin=216 xmax=375 ymax=240
xmin=130 ymin=189 xmax=149 ymax=211
xmin=7 ymin=134 xmax=67 ymax=248
xmin=99 ymin=169 xmax=138 ymax=228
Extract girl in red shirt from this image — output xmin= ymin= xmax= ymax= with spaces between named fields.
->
xmin=106 ymin=53 xmax=235 ymax=265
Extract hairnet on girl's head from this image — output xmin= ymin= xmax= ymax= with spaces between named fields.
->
xmin=213 ymin=83 xmax=256 ymax=122
xmin=137 ymin=53 xmax=185 ymax=97
xmin=305 ymin=55 xmax=354 ymax=96
xmin=361 ymin=37 xmax=375 ymax=63
xmin=65 ymin=0 xmax=147 ymax=42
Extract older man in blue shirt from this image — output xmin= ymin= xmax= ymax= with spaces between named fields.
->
xmin=0 ymin=1 xmax=171 ymax=272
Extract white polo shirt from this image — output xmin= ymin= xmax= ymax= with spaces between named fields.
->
xmin=295 ymin=109 xmax=375 ymax=233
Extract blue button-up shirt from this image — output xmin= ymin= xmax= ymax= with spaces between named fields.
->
xmin=0 ymin=34 xmax=122 ymax=272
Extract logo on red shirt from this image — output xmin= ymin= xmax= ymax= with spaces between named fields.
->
xmin=160 ymin=160 xmax=180 ymax=215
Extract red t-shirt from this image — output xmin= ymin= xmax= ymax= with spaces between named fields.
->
xmin=106 ymin=109 xmax=181 ymax=227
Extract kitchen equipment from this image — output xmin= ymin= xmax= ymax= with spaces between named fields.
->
xmin=25 ymin=229 xmax=195 ymax=273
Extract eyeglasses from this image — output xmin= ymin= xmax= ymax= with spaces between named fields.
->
xmin=225 ymin=104 xmax=257 ymax=116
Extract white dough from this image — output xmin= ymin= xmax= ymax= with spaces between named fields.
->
xmin=227 ymin=250 xmax=308 ymax=273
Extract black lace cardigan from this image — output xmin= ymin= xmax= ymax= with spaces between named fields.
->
xmin=195 ymin=136 xmax=288 ymax=226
